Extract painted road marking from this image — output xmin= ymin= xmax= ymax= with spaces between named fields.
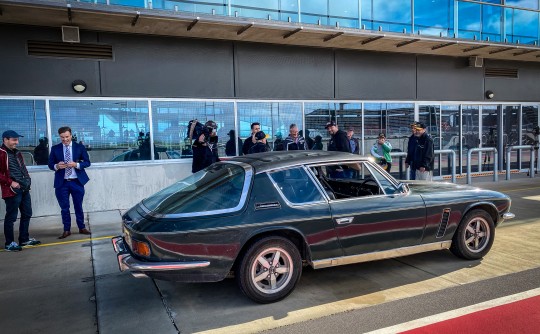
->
xmin=523 ymin=195 xmax=540 ymax=201
xmin=0 ymin=235 xmax=115 ymax=252
xmin=364 ymin=287 xmax=540 ymax=334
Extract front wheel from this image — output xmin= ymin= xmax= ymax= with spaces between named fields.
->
xmin=236 ymin=236 xmax=302 ymax=303
xmin=450 ymin=209 xmax=495 ymax=260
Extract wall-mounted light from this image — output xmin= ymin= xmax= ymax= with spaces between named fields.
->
xmin=71 ymin=80 xmax=87 ymax=93
xmin=485 ymin=90 xmax=494 ymax=99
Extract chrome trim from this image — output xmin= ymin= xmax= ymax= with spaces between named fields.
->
xmin=503 ymin=212 xmax=515 ymax=220
xmin=336 ymin=217 xmax=354 ymax=225
xmin=140 ymin=162 xmax=253 ymax=219
xmin=311 ymin=241 xmax=452 ymax=269
xmin=111 ymin=236 xmax=210 ymax=275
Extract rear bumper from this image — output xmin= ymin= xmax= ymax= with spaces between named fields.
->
xmin=111 ymin=236 xmax=210 ymax=278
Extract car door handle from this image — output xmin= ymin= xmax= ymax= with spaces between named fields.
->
xmin=335 ymin=217 xmax=354 ymax=225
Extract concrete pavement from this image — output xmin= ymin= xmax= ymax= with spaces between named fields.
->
xmin=0 ymin=173 xmax=539 ymax=334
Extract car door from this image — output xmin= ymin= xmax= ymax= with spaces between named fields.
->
xmin=310 ymin=161 xmax=427 ymax=256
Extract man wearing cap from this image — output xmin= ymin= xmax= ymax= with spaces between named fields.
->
xmin=408 ymin=122 xmax=435 ymax=181
xmin=283 ymin=124 xmax=306 ymax=151
xmin=225 ymin=130 xmax=243 ymax=156
xmin=273 ymin=132 xmax=284 ymax=151
xmin=325 ymin=121 xmax=351 ymax=153
xmin=0 ymin=130 xmax=41 ymax=251
xmin=48 ymin=126 xmax=92 ymax=239
xmin=370 ymin=133 xmax=393 ymax=172
xmin=405 ymin=121 xmax=420 ymax=180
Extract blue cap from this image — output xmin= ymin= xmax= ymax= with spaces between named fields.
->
xmin=2 ymin=130 xmax=24 ymax=139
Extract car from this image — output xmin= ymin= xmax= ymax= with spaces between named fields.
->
xmin=112 ymin=151 xmax=514 ymax=303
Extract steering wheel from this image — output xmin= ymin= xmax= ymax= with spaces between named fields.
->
xmin=360 ymin=179 xmax=380 ymax=195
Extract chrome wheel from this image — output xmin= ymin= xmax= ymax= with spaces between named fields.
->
xmin=463 ymin=217 xmax=490 ymax=253
xmin=251 ymin=246 xmax=293 ymax=294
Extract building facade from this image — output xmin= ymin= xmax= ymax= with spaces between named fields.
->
xmin=1 ymin=0 xmax=539 ymax=214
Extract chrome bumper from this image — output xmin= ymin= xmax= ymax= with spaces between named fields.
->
xmin=111 ymin=236 xmax=210 ymax=278
xmin=502 ymin=212 xmax=515 ymax=220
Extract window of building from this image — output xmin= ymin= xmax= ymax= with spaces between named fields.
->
xmin=49 ymin=100 xmax=150 ymax=163
xmin=414 ymin=0 xmax=454 ymax=36
xmin=237 ymin=102 xmax=302 ymax=152
xmin=371 ymin=0 xmax=412 ymax=33
xmin=0 ymin=99 xmax=47 ymax=166
xmin=151 ymin=101 xmax=234 ymax=158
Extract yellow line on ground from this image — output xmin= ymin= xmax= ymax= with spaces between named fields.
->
xmin=0 ymin=235 xmax=115 ymax=252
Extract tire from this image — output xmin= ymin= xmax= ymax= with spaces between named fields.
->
xmin=236 ymin=236 xmax=302 ymax=304
xmin=450 ymin=209 xmax=495 ymax=260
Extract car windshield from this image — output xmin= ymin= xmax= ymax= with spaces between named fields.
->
xmin=142 ymin=163 xmax=246 ymax=214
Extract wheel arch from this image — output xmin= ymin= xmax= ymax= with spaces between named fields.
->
xmin=463 ymin=202 xmax=499 ymax=225
xmin=232 ymin=227 xmax=311 ymax=273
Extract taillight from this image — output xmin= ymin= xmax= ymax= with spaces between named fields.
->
xmin=132 ymin=239 xmax=151 ymax=257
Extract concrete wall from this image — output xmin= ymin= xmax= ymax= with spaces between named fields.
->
xmin=0 ymin=161 xmax=193 ymax=218
xmin=2 ymin=23 xmax=540 ymax=101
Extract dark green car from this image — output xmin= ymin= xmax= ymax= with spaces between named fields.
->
xmin=112 ymin=151 xmax=514 ymax=303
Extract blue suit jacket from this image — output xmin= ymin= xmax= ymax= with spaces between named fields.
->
xmin=48 ymin=141 xmax=91 ymax=188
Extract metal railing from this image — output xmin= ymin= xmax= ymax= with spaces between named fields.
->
xmin=467 ymin=147 xmax=498 ymax=184
xmin=505 ymin=145 xmax=535 ymax=180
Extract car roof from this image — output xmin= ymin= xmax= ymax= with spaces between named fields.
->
xmin=228 ymin=151 xmax=370 ymax=173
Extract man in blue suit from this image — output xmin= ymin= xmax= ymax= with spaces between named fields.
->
xmin=48 ymin=126 xmax=91 ymax=239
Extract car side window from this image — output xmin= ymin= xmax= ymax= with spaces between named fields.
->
xmin=366 ymin=164 xmax=399 ymax=195
xmin=269 ymin=167 xmax=324 ymax=205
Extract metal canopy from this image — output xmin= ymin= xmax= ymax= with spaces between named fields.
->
xmin=1 ymin=0 xmax=540 ymax=63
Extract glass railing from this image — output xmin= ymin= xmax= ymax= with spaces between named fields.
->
xmin=66 ymin=0 xmax=539 ymax=46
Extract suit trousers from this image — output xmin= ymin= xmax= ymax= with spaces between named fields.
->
xmin=3 ymin=189 xmax=32 ymax=246
xmin=55 ymin=179 xmax=86 ymax=231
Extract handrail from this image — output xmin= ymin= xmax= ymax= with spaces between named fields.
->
xmin=505 ymin=145 xmax=535 ymax=180
xmin=467 ymin=147 xmax=498 ymax=184
xmin=435 ymin=149 xmax=456 ymax=183
xmin=389 ymin=152 xmax=409 ymax=180
xmin=21 ymin=152 xmax=35 ymax=166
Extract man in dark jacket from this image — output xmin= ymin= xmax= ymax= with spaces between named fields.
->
xmin=409 ymin=122 xmax=435 ymax=181
xmin=225 ymin=130 xmax=242 ymax=156
xmin=0 ymin=130 xmax=41 ymax=251
xmin=405 ymin=121 xmax=419 ymax=180
xmin=283 ymin=124 xmax=306 ymax=151
xmin=326 ymin=121 xmax=351 ymax=153
xmin=347 ymin=127 xmax=360 ymax=154
xmin=242 ymin=122 xmax=261 ymax=155
xmin=248 ymin=131 xmax=269 ymax=154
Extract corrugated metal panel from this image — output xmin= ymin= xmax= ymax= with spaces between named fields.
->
xmin=485 ymin=67 xmax=518 ymax=78
xmin=27 ymin=40 xmax=113 ymax=60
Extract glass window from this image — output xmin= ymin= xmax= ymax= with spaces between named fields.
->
xmin=415 ymin=0 xmax=453 ymax=36
xmin=0 ymin=99 xmax=47 ymax=166
xmin=419 ymin=105 xmax=441 ymax=176
xmin=482 ymin=4 xmax=503 ymax=41
xmin=49 ymin=100 xmax=149 ymax=163
xmin=440 ymin=105 xmax=461 ymax=174
xmin=505 ymin=7 xmax=539 ymax=44
xmin=372 ymin=0 xmax=412 ymax=33
xmin=506 ymin=0 xmax=538 ymax=9
xmin=301 ymin=0 xmax=328 ymax=15
xmin=310 ymin=162 xmax=383 ymax=199
xmin=269 ymin=167 xmax=324 ymax=204
xmin=305 ymin=102 xmax=336 ymax=151
xmin=458 ymin=1 xmax=482 ymax=39
xmin=366 ymin=163 xmax=398 ymax=195
xmin=521 ymin=105 xmax=539 ymax=170
xmin=364 ymin=103 xmax=414 ymax=158
xmin=237 ymin=102 xmax=302 ymax=152
xmin=142 ymin=163 xmax=245 ymax=214
xmin=152 ymin=101 xmax=234 ymax=159
xmin=231 ymin=0 xmax=279 ymax=20
xmin=165 ymin=1 xmax=227 ymax=15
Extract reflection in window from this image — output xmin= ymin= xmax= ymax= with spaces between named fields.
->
xmin=521 ymin=105 xmax=539 ymax=170
xmin=237 ymin=102 xmax=302 ymax=152
xmin=364 ymin=103 xmax=414 ymax=158
xmin=305 ymin=102 xmax=335 ymax=151
xmin=461 ymin=105 xmax=480 ymax=173
xmin=0 ymin=99 xmax=47 ymax=166
xmin=162 ymin=0 xmax=227 ymax=15
xmin=458 ymin=1 xmax=481 ymax=39
xmin=505 ymin=7 xmax=539 ymax=44
xmin=152 ymin=101 xmax=234 ymax=158
xmin=49 ymin=100 xmax=150 ymax=163
xmin=415 ymin=0 xmax=454 ymax=37
xmin=419 ymin=105 xmax=441 ymax=176
xmin=371 ymin=0 xmax=412 ymax=33
xmin=440 ymin=105 xmax=461 ymax=174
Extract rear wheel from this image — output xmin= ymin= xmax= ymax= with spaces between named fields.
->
xmin=451 ymin=209 xmax=495 ymax=260
xmin=236 ymin=236 xmax=302 ymax=303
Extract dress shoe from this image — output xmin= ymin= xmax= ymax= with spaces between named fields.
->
xmin=79 ymin=228 xmax=91 ymax=235
xmin=58 ymin=231 xmax=71 ymax=239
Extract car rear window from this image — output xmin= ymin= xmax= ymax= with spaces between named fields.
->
xmin=142 ymin=163 xmax=246 ymax=214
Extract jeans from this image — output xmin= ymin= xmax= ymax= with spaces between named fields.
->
xmin=3 ymin=189 xmax=32 ymax=246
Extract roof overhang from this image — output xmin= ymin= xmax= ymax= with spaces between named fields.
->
xmin=2 ymin=0 xmax=540 ymax=63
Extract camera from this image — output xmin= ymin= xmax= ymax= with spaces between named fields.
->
xmin=188 ymin=119 xmax=218 ymax=142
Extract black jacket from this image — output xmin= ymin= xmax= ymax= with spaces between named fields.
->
xmin=405 ymin=134 xmax=417 ymax=166
xmin=328 ymin=130 xmax=351 ymax=153
xmin=283 ymin=136 xmax=306 ymax=151
xmin=412 ymin=133 xmax=434 ymax=171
